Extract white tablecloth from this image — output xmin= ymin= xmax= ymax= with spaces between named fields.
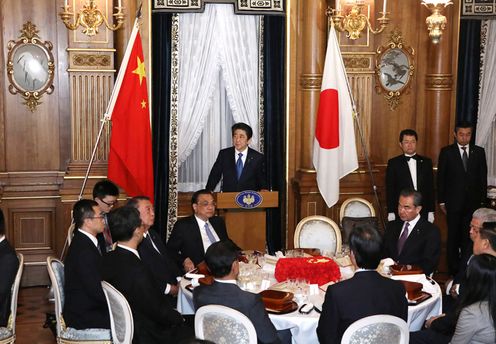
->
xmin=178 ymin=273 xmax=442 ymax=343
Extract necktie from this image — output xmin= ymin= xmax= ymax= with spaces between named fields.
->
xmin=204 ymin=222 xmax=217 ymax=245
xmin=397 ymin=222 xmax=409 ymax=255
xmin=405 ymin=155 xmax=416 ymax=161
xmin=461 ymin=146 xmax=468 ymax=171
xmin=236 ymin=153 xmax=243 ymax=180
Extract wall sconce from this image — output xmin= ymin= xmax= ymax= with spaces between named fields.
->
xmin=59 ymin=0 xmax=125 ymax=37
xmin=421 ymin=0 xmax=453 ymax=44
xmin=328 ymin=0 xmax=390 ymax=40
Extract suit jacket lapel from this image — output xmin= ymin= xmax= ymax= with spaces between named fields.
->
xmin=451 ymin=144 xmax=466 ymax=172
xmin=190 ymin=216 xmax=206 ymax=253
xmin=401 ymin=220 xmax=423 ymax=256
xmin=416 ymin=156 xmax=423 ymax=190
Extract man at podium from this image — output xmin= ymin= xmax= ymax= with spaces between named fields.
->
xmin=206 ymin=122 xmax=268 ymax=192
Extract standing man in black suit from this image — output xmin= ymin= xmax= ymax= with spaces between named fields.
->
xmin=166 ymin=189 xmax=234 ymax=272
xmin=386 ymin=129 xmax=435 ymax=222
xmin=102 ymin=206 xmax=193 ymax=344
xmin=193 ymin=241 xmax=281 ymax=344
xmin=438 ymin=121 xmax=488 ymax=275
xmin=64 ymin=199 xmax=110 ymax=330
xmin=92 ymin=179 xmax=119 ymax=253
xmin=127 ymin=196 xmax=182 ymax=303
xmin=383 ymin=189 xmax=441 ymax=275
xmin=0 ymin=209 xmax=19 ymax=327
xmin=317 ymin=224 xmax=408 ymax=344
xmin=206 ymin=122 xmax=268 ymax=192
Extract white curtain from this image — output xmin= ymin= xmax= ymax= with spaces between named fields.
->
xmin=177 ymin=4 xmax=261 ymax=192
xmin=177 ymin=5 xmax=221 ymax=165
xmin=217 ymin=5 xmax=261 ymax=146
xmin=476 ymin=19 xmax=496 ymax=186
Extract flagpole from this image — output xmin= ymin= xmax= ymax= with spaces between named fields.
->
xmin=333 ymin=25 xmax=386 ymax=230
xmin=77 ymin=13 xmax=142 ymax=200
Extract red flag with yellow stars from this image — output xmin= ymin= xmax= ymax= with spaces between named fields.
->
xmin=107 ymin=21 xmax=154 ymax=201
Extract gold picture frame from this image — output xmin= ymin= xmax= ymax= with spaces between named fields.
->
xmin=375 ymin=29 xmax=414 ymax=110
xmin=7 ymin=21 xmax=55 ymax=112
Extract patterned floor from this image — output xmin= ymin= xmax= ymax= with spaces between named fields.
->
xmin=15 ymin=287 xmax=56 ymax=344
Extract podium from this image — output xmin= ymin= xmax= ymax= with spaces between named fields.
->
xmin=215 ymin=191 xmax=279 ymax=251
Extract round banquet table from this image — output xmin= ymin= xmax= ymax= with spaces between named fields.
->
xmin=177 ymin=271 xmax=441 ymax=344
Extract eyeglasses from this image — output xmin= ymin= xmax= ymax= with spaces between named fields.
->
xmin=89 ymin=215 xmax=105 ymax=220
xmin=197 ymin=201 xmax=216 ymax=207
xmin=98 ymin=198 xmax=117 ymax=207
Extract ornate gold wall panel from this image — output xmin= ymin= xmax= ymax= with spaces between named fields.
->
xmin=70 ymin=73 xmax=113 ymax=162
xmin=348 ymin=73 xmax=374 ymax=161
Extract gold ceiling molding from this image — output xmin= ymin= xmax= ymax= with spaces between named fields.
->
xmin=153 ymin=0 xmax=284 ymax=14
xmin=462 ymin=0 xmax=496 ymax=16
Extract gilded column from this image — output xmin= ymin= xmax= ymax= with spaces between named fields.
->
xmin=424 ymin=3 xmax=459 ymax=164
xmin=291 ymin=0 xmax=329 ymax=224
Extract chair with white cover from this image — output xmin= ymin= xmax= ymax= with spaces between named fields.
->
xmin=195 ymin=305 xmax=257 ymax=344
xmin=101 ymin=281 xmax=133 ymax=344
xmin=339 ymin=197 xmax=376 ymax=221
xmin=339 ymin=198 xmax=378 ymax=244
xmin=0 ymin=253 xmax=24 ymax=344
xmin=46 ymin=257 xmax=111 ymax=344
xmin=294 ymin=215 xmax=342 ymax=255
xmin=341 ymin=314 xmax=409 ymax=344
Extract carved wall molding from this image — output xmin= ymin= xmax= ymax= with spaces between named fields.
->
xmin=153 ymin=0 xmax=284 ymax=14
xmin=73 ymin=54 xmax=111 ymax=67
xmin=70 ymin=73 xmax=113 ymax=161
xmin=167 ymin=13 xmax=180 ymax=238
xmin=462 ymin=0 xmax=496 ymax=16
xmin=348 ymin=73 xmax=373 ymax=161
xmin=425 ymin=73 xmax=453 ymax=90
xmin=67 ymin=48 xmax=115 ymax=71
xmin=343 ymin=55 xmax=372 ymax=71
xmin=299 ymin=74 xmax=322 ymax=90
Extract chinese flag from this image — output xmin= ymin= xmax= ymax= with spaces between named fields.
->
xmin=107 ymin=22 xmax=154 ymax=201
xmin=312 ymin=25 xmax=358 ymax=208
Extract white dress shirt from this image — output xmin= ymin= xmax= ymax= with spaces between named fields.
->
xmin=234 ymin=147 xmax=248 ymax=165
xmin=195 ymin=215 xmax=220 ymax=252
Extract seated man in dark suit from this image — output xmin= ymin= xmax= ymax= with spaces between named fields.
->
xmin=383 ymin=188 xmax=441 ymax=275
xmin=64 ymin=199 xmax=110 ymax=330
xmin=93 ymin=179 xmax=119 ymax=253
xmin=102 ymin=206 xmax=193 ymax=344
xmin=128 ymin=196 xmax=182 ymax=303
xmin=193 ymin=241 xmax=281 ymax=344
xmin=385 ymin=129 xmax=435 ymax=222
xmin=317 ymin=224 xmax=408 ymax=344
xmin=206 ymin=122 xmax=268 ymax=192
xmin=167 ymin=189 xmax=236 ymax=272
xmin=0 ymin=209 xmax=19 ymax=327
xmin=410 ymin=219 xmax=496 ymax=344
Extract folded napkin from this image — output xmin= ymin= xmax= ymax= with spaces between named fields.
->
xmin=184 ymin=273 xmax=205 ymax=279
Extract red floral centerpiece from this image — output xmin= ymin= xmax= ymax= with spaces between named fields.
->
xmin=274 ymin=256 xmax=341 ymax=286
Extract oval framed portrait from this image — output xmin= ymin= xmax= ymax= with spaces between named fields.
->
xmin=7 ymin=21 xmax=55 ymax=112
xmin=378 ymin=48 xmax=411 ymax=92
xmin=11 ymin=44 xmax=51 ymax=92
xmin=375 ymin=29 xmax=415 ymax=110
